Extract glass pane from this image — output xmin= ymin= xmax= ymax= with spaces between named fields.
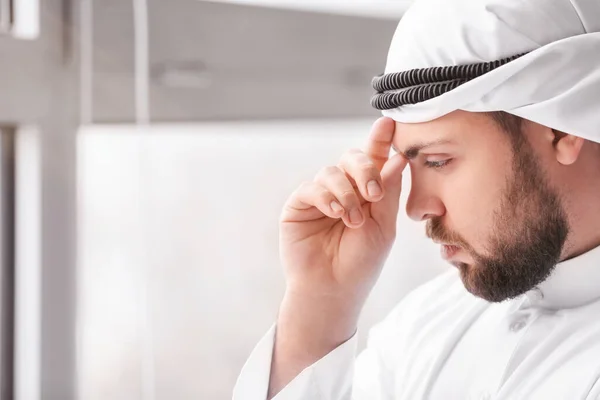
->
xmin=77 ymin=121 xmax=445 ymax=399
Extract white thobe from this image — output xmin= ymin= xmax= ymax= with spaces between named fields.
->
xmin=233 ymin=245 xmax=600 ymax=400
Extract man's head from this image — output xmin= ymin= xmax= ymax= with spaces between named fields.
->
xmin=392 ymin=110 xmax=599 ymax=302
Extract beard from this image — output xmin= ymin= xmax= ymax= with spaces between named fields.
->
xmin=426 ymin=134 xmax=570 ymax=303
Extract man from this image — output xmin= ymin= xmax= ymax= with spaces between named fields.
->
xmin=234 ymin=0 xmax=600 ymax=398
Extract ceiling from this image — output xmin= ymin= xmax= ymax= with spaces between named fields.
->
xmin=199 ymin=0 xmax=412 ymax=19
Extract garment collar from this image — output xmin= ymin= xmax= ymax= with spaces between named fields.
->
xmin=521 ymin=244 xmax=600 ymax=310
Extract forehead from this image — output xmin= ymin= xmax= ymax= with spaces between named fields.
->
xmin=391 ymin=111 xmax=500 ymax=153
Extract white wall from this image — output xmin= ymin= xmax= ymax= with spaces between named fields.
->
xmin=77 ymin=119 xmax=447 ymax=400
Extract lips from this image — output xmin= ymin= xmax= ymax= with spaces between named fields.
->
xmin=440 ymin=244 xmax=461 ymax=261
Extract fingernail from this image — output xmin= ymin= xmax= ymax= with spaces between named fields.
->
xmin=330 ymin=201 xmax=343 ymax=213
xmin=349 ymin=208 xmax=363 ymax=224
xmin=367 ymin=180 xmax=382 ymax=197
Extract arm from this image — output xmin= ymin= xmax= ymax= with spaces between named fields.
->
xmin=234 ymin=117 xmax=406 ymax=400
xmin=233 ymin=293 xmax=400 ymax=400
xmin=267 ymin=291 xmax=360 ymax=398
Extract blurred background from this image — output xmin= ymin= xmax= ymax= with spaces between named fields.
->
xmin=0 ymin=0 xmax=447 ymax=399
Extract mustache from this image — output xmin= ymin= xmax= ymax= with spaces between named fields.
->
xmin=426 ymin=217 xmax=468 ymax=248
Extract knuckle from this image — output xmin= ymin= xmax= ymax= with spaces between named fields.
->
xmin=278 ymin=208 xmax=288 ymax=223
xmin=323 ymin=165 xmax=341 ymax=175
xmin=371 ymin=153 xmax=388 ymax=163
xmin=359 ymin=161 xmax=376 ymax=174
xmin=315 ymin=165 xmax=340 ymax=179
xmin=342 ymin=150 xmax=376 ymax=172
xmin=319 ymin=189 xmax=333 ymax=203
xmin=297 ymin=180 xmax=313 ymax=191
xmin=291 ymin=181 xmax=312 ymax=199
xmin=340 ymin=148 xmax=363 ymax=163
xmin=338 ymin=189 xmax=358 ymax=204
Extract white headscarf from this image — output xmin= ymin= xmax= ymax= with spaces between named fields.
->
xmin=381 ymin=0 xmax=600 ymax=142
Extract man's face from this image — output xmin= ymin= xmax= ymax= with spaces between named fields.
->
xmin=393 ymin=111 xmax=569 ymax=302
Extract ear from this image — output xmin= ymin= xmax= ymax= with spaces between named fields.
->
xmin=554 ymin=130 xmax=585 ymax=165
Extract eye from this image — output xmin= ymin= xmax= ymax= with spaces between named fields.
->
xmin=424 ymin=159 xmax=453 ymax=169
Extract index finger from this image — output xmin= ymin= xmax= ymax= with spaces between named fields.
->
xmin=364 ymin=117 xmax=396 ymax=171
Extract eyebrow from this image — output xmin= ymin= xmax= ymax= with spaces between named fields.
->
xmin=393 ymin=139 xmax=455 ymax=160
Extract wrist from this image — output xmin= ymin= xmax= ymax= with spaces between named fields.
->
xmin=275 ymin=290 xmax=362 ymax=358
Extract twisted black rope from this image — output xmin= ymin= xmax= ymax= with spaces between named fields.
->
xmin=371 ymin=52 xmax=528 ymax=110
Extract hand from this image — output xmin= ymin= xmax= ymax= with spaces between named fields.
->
xmin=279 ymin=116 xmax=408 ymax=308
xmin=268 ymin=117 xmax=407 ymax=399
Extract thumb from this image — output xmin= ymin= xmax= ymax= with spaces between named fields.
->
xmin=370 ymin=153 xmax=408 ymax=234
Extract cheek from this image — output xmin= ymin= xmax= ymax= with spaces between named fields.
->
xmin=440 ymin=160 xmax=509 ymax=250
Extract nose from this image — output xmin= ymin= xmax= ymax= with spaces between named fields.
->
xmin=405 ymin=178 xmax=445 ymax=222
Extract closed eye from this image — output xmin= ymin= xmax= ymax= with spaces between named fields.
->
xmin=424 ymin=159 xmax=453 ymax=169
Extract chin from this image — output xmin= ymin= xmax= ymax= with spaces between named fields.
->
xmin=455 ymin=263 xmax=494 ymax=301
